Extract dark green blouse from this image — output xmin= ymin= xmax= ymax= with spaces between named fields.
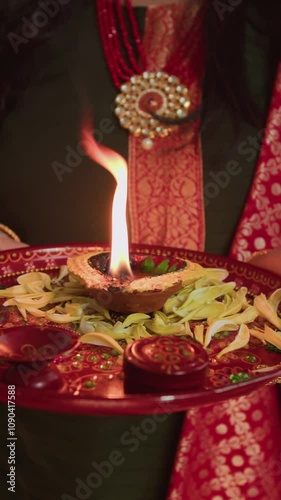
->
xmin=0 ymin=4 xmax=275 ymax=255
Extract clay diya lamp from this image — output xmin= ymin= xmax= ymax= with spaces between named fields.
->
xmin=0 ymin=325 xmax=78 ymax=389
xmin=123 ymin=335 xmax=209 ymax=393
xmin=67 ymin=251 xmax=201 ymax=313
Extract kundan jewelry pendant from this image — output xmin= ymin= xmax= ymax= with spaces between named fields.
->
xmin=115 ymin=71 xmax=190 ymax=150
xmin=96 ymin=0 xmax=200 ymax=150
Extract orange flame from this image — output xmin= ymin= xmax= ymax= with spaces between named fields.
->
xmin=81 ymin=117 xmax=132 ymax=278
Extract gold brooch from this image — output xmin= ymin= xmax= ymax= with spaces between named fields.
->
xmin=114 ymin=71 xmax=190 ymax=150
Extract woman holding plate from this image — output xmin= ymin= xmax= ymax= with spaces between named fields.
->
xmin=0 ymin=0 xmax=281 ymax=499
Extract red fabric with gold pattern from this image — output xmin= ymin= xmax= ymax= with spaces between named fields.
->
xmin=167 ymin=386 xmax=281 ymax=500
xmin=230 ymin=62 xmax=281 ymax=261
xmin=127 ymin=5 xmax=281 ymax=500
xmin=128 ymin=3 xmax=205 ymax=250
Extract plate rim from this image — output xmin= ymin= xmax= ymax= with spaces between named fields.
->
xmin=0 ymin=242 xmax=280 ymax=415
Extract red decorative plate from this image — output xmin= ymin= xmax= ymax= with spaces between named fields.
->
xmin=0 ymin=243 xmax=280 ymax=415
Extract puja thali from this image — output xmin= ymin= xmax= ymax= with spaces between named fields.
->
xmin=0 ymin=243 xmax=280 ymax=416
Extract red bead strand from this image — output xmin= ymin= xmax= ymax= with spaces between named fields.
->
xmin=96 ymin=0 xmax=204 ymax=90
xmin=115 ymin=0 xmax=144 ymax=74
xmin=97 ymin=1 xmax=123 ymax=87
xmin=125 ymin=0 xmax=147 ymax=69
xmin=97 ymin=0 xmax=133 ymax=87
xmin=105 ymin=0 xmax=135 ymax=79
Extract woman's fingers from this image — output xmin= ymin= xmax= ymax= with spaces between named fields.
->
xmin=0 ymin=235 xmax=28 ymax=251
xmin=248 ymin=249 xmax=281 ymax=278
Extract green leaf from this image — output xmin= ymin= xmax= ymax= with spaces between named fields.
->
xmin=140 ymin=256 xmax=155 ymax=273
xmin=155 ymin=259 xmax=169 ymax=275
xmin=266 ymin=342 xmax=281 ymax=354
xmin=168 ymin=264 xmax=178 ymax=273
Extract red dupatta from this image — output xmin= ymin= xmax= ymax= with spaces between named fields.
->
xmin=230 ymin=62 xmax=281 ymax=260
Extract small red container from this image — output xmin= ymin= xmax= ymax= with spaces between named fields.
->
xmin=0 ymin=325 xmax=79 ymax=363
xmin=123 ymin=335 xmax=209 ymax=394
xmin=0 ymin=325 xmax=79 ymax=390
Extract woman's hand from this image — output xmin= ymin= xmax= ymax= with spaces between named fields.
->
xmin=0 ymin=232 xmax=28 ymax=251
xmin=248 ymin=249 xmax=281 ymax=278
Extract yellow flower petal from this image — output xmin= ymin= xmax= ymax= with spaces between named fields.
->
xmin=216 ymin=324 xmax=250 ymax=359
xmin=254 ymin=294 xmax=281 ymax=330
xmin=204 ymin=320 xmax=238 ymax=348
xmin=79 ymin=333 xmax=124 ymax=354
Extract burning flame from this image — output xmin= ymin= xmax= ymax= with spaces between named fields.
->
xmin=81 ymin=117 xmax=132 ymax=278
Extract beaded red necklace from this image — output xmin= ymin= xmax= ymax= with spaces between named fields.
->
xmin=96 ymin=0 xmax=203 ymax=149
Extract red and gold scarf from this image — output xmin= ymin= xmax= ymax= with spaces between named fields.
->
xmin=128 ymin=2 xmax=205 ymax=250
xmin=230 ymin=62 xmax=281 ymax=260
